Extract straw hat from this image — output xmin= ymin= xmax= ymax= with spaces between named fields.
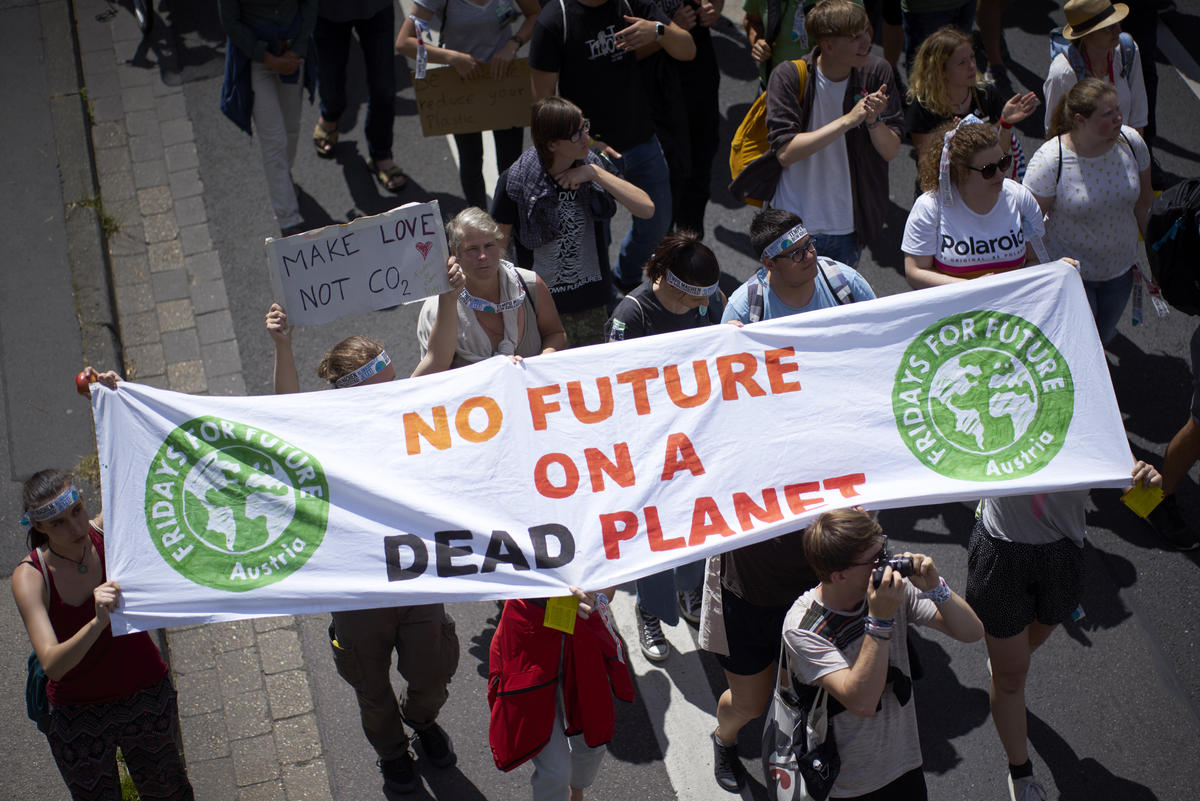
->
xmin=1062 ymin=0 xmax=1129 ymax=40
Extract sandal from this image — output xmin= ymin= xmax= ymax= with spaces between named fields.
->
xmin=367 ymin=159 xmax=409 ymax=193
xmin=313 ymin=121 xmax=337 ymax=159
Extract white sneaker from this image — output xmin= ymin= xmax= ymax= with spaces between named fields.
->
xmin=1008 ymin=773 xmax=1048 ymax=801
xmin=678 ymin=589 xmax=702 ymax=625
xmin=636 ymin=605 xmax=669 ymax=662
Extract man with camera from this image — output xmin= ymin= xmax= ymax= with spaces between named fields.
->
xmin=782 ymin=509 xmax=983 ymax=800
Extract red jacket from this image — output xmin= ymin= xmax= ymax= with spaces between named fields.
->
xmin=487 ymin=598 xmax=635 ymax=771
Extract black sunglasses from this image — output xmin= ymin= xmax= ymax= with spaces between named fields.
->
xmin=966 ymin=153 xmax=1014 ymax=180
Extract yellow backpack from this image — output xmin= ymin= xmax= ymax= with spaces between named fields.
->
xmin=728 ymin=59 xmax=807 ymax=208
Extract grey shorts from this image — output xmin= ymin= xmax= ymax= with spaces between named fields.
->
xmin=965 ymin=520 xmax=1084 ymax=639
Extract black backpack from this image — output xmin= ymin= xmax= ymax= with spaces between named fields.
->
xmin=1145 ymin=179 xmax=1200 ymax=316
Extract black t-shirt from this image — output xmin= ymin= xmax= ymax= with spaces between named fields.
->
xmin=492 ymin=168 xmax=612 ymax=315
xmin=530 ymin=0 xmax=668 ymax=151
xmin=905 ymin=83 xmax=1006 ymax=137
xmin=722 ymin=529 xmax=819 ymax=608
xmin=604 ymin=279 xmax=724 ymax=340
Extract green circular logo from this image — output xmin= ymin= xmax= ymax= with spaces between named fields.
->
xmin=144 ymin=416 xmax=329 ymax=591
xmin=892 ymin=311 xmax=1074 ymax=481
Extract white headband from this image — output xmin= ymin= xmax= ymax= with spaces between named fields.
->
xmin=333 ymin=350 xmax=392 ymax=389
xmin=939 ymin=114 xmax=986 ymax=208
xmin=665 ymin=269 xmax=719 ymax=297
xmin=761 ymin=223 xmax=810 ymax=261
xmin=20 ymin=486 xmax=80 ymax=527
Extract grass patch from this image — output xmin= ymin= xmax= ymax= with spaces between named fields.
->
xmin=74 ymin=195 xmax=120 ymax=238
xmin=117 ymin=749 xmax=141 ymax=801
xmin=75 ymin=450 xmax=101 ymax=492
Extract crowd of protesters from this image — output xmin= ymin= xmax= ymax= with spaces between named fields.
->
xmin=14 ymin=0 xmax=1200 ymax=799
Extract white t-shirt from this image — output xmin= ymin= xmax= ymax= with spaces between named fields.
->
xmin=771 ymin=67 xmax=854 ymax=235
xmin=1023 ymin=126 xmax=1150 ymax=282
xmin=901 ymin=179 xmax=1044 ymax=278
xmin=1043 ymin=43 xmax=1148 ymax=133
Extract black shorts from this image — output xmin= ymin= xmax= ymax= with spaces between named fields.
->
xmin=965 ymin=519 xmax=1084 ymax=639
xmin=713 ymin=585 xmax=791 ymax=676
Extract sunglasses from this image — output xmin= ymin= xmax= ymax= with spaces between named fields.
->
xmin=965 ymin=153 xmax=1014 ymax=180
xmin=569 ymin=119 xmax=591 ymax=144
xmin=777 ymin=240 xmax=817 ymax=263
xmin=848 ymin=538 xmax=889 ymax=568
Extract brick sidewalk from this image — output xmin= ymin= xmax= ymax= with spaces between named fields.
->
xmin=71 ymin=2 xmax=335 ymax=799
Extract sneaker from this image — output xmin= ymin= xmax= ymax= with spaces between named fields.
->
xmin=712 ymin=731 xmax=745 ymax=793
xmin=379 ymin=751 xmax=418 ymax=794
xmin=678 ymin=589 xmax=702 ymax=625
xmin=1145 ymin=495 xmax=1200 ymax=551
xmin=416 ymin=722 xmax=457 ymax=768
xmin=1008 ymin=773 xmax=1048 ymax=801
xmin=636 ymin=605 xmax=669 ymax=662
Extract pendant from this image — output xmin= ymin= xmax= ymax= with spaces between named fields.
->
xmin=77 ymin=563 xmax=88 ymax=574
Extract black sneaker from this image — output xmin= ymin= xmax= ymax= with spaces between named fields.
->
xmin=416 ymin=722 xmax=457 ymax=768
xmin=379 ymin=751 xmax=418 ymax=794
xmin=678 ymin=589 xmax=702 ymax=625
xmin=636 ymin=604 xmax=669 ymax=662
xmin=712 ymin=731 xmax=744 ymax=793
xmin=1145 ymin=495 xmax=1200 ymax=551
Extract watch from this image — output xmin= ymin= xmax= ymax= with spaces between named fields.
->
xmin=655 ymin=21 xmax=665 ymax=40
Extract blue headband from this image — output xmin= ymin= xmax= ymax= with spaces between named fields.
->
xmin=333 ymin=350 xmax=392 ymax=389
xmin=20 ymin=486 xmax=80 ymax=527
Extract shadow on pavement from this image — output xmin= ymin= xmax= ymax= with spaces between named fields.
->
xmin=1027 ymin=711 xmax=1158 ymax=800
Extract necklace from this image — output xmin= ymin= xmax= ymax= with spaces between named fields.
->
xmin=48 ymin=542 xmax=88 ymax=574
xmin=951 ymin=88 xmax=972 ymax=110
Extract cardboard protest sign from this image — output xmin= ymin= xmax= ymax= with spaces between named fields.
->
xmin=95 ymin=264 xmax=1134 ymax=633
xmin=413 ymin=60 xmax=531 ymax=137
xmin=264 ymin=201 xmax=450 ymax=327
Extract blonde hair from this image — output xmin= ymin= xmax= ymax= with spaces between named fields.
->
xmin=805 ymin=0 xmax=869 ymax=44
xmin=1047 ymin=77 xmax=1118 ymax=138
xmin=906 ymin=26 xmax=986 ymax=117
xmin=316 ymin=336 xmax=386 ymax=383
xmin=446 ymin=207 xmax=502 ymax=251
xmin=917 ymin=120 xmax=1000 ymax=193
xmin=802 ymin=508 xmax=884 ymax=583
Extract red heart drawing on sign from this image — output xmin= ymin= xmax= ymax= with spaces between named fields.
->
xmin=416 ymin=241 xmax=432 ymax=260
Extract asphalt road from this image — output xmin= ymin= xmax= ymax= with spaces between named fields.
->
xmin=79 ymin=0 xmax=1200 ymax=798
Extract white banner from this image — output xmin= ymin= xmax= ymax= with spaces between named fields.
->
xmin=264 ymin=200 xmax=451 ymax=327
xmin=97 ymin=263 xmax=1133 ymax=634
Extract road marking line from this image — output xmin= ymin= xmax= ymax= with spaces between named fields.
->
xmin=1158 ymin=20 xmax=1200 ymax=104
xmin=444 ymin=133 xmax=500 ymax=207
xmin=611 ymin=592 xmax=741 ymax=801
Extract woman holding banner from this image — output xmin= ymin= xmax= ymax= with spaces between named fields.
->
xmin=413 ymin=206 xmax=566 ymax=374
xmin=395 ymin=0 xmax=540 ymax=208
xmin=902 ymin=118 xmax=1047 ymax=289
xmin=603 ymin=230 xmax=724 ymax=662
xmin=264 ymin=307 xmax=463 ymax=795
xmin=12 ymin=454 xmax=194 ymax=800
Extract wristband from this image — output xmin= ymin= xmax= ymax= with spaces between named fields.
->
xmin=917 ymin=576 xmax=951 ymax=604
xmin=594 ymin=592 xmax=610 ymax=609
xmin=865 ymin=616 xmax=894 ymax=639
xmin=865 ymin=118 xmax=881 ymax=129
xmin=998 ymin=117 xmax=1013 ymax=129
xmin=509 ymin=33 xmax=525 ymax=47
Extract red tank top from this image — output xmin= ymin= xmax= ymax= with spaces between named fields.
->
xmin=30 ymin=526 xmax=167 ymax=706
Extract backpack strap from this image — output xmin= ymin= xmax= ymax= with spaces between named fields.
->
xmin=559 ymin=0 xmax=567 ymax=44
xmin=512 ymin=266 xmax=538 ymax=316
xmin=1056 ymin=135 xmax=1063 ymax=187
xmin=1118 ymin=32 xmax=1135 ymax=80
xmin=747 ymin=274 xmax=765 ymax=323
xmin=816 ymin=257 xmax=854 ymax=305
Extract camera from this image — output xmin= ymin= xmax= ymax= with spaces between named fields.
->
xmin=872 ymin=555 xmax=914 ymax=588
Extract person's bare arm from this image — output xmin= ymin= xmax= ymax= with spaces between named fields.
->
xmin=777 ymin=88 xmax=886 ymax=166
xmin=1134 ymin=167 xmax=1153 ymax=237
xmin=531 ymin=68 xmax=557 ymax=100
xmin=557 ymin=163 xmax=654 ymax=218
xmin=533 ymin=274 xmax=567 ymax=353
xmin=411 ymin=258 xmax=467 ymax=377
xmin=12 ymin=565 xmax=115 ymax=681
xmin=743 ymin=11 xmax=771 ymax=62
xmin=265 ymin=303 xmax=300 ymax=394
xmin=614 ymin=15 xmax=696 ymax=61
xmin=396 ymin=8 xmax=483 ymax=78
xmin=905 ymin=254 xmax=964 ymax=289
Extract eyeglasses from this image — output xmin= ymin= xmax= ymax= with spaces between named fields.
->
xmin=569 ymin=119 xmax=591 ymax=143
xmin=777 ymin=240 xmax=817 ymax=263
xmin=965 ymin=153 xmax=1014 ymax=180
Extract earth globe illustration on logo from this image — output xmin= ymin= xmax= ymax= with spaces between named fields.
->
xmin=181 ymin=447 xmax=297 ymax=556
xmin=145 ymin=416 xmax=328 ymax=591
xmin=893 ymin=311 xmax=1074 ymax=481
